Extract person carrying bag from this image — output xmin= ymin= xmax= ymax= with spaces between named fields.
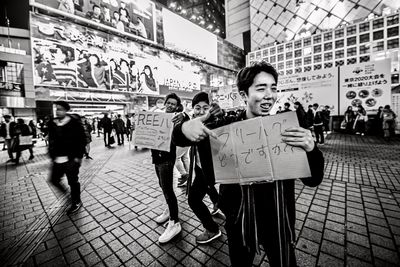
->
xmin=14 ymin=118 xmax=34 ymax=164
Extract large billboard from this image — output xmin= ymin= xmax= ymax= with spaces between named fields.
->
xmin=340 ymin=59 xmax=391 ymax=114
xmin=274 ymin=68 xmax=339 ymax=115
xmin=30 ymin=0 xmax=157 ymax=43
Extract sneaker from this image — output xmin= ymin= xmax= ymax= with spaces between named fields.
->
xmin=67 ymin=201 xmax=82 ymax=215
xmin=155 ymin=209 xmax=170 ymax=224
xmin=158 ymin=220 xmax=181 ymax=243
xmin=196 ymin=229 xmax=221 ymax=244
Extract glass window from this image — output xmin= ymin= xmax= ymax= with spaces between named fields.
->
xmin=270 ymin=47 xmax=276 ymax=55
xmin=286 ymin=61 xmax=293 ymax=68
xmin=313 ymin=45 xmax=322 ymax=54
xmin=387 ymin=14 xmax=399 ymax=26
xmin=324 ymin=42 xmax=333 ymax=51
xmin=285 ymin=42 xmax=293 ymax=50
xmin=249 ymin=53 xmax=255 ymax=60
xmin=295 ymin=49 xmax=302 ymax=58
xmin=314 ymin=54 xmax=322 ymax=63
xmin=373 ymin=41 xmax=384 ymax=52
xmin=278 ymin=70 xmax=284 ymax=76
xmin=359 ymin=22 xmax=370 ymax=33
xmin=387 ymin=27 xmax=399 ymax=38
xmin=324 ymin=52 xmax=333 ymax=61
xmin=313 ymin=35 xmax=322 ymax=44
xmin=388 ymin=39 xmax=399 ymax=49
xmin=335 ymin=28 xmax=344 ymax=38
xmin=278 ymin=62 xmax=284 ymax=70
xmin=256 ymin=51 xmax=262 ymax=58
xmin=359 ymin=33 xmax=370 ymax=43
xmin=295 ymin=67 xmax=302 ymax=73
xmin=347 ymin=58 xmax=357 ymax=65
xmin=324 ymin=62 xmax=333 ymax=68
xmin=294 ymin=40 xmax=302 ymax=49
xmin=278 ymin=54 xmax=284 ymax=61
xmin=359 ymin=55 xmax=370 ymax=63
xmin=347 ymin=25 xmax=356 ymax=36
xmin=335 ymin=50 xmax=344 ymax=59
xmin=373 ymin=18 xmax=384 ymax=29
xmin=335 ymin=60 xmax=344 ymax=67
xmin=295 ymin=58 xmax=302 ymax=67
xmin=270 ymin=55 xmax=276 ymax=63
xmin=359 ymin=44 xmax=370 ymax=55
xmin=373 ymin=30 xmax=384 ymax=40
xmin=335 ymin=39 xmax=344 ymax=49
xmin=324 ymin=32 xmax=333 ymax=41
xmin=347 ymin=36 xmax=357 ymax=46
xmin=278 ymin=45 xmax=284 ymax=53
xmin=286 ymin=52 xmax=293 ymax=60
xmin=262 ymin=49 xmax=269 ymax=57
xmin=286 ymin=69 xmax=293 ymax=75
xmin=304 ymin=37 xmax=312 ymax=46
xmin=304 ymin=56 xmax=312 ymax=65
xmin=304 ymin=66 xmax=312 ymax=72
xmin=347 ymin=47 xmax=357 ymax=57
xmin=314 ymin=64 xmax=322 ymax=70
xmin=1 ymin=62 xmax=24 ymax=84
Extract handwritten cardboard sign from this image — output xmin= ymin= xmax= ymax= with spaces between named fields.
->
xmin=210 ymin=112 xmax=311 ymax=184
xmin=134 ymin=111 xmax=174 ymax=152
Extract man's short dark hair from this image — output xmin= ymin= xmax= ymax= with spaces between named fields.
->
xmin=54 ymin=101 xmax=71 ymax=111
xmin=3 ymin=115 xmax=11 ymax=119
xmin=236 ymin=61 xmax=279 ymax=95
xmin=284 ymin=102 xmax=290 ymax=108
xmin=192 ymin=92 xmax=209 ymax=107
xmin=93 ymin=4 xmax=100 ymax=10
xmin=313 ymin=103 xmax=319 ymax=108
xmin=165 ymin=93 xmax=181 ymax=107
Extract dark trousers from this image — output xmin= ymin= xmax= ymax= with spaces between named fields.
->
xmin=207 ymin=184 xmax=219 ymax=206
xmin=16 ymin=147 xmax=33 ymax=161
xmin=5 ymin=139 xmax=14 ymax=159
xmin=220 ymin=184 xmax=297 ymax=267
xmin=155 ymin=160 xmax=179 ymax=222
xmin=126 ymin=129 xmax=132 ymax=141
xmin=314 ymin=125 xmax=324 ymax=144
xmin=51 ymin=160 xmax=81 ymax=204
xmin=103 ymin=131 xmax=111 ymax=146
xmin=116 ymin=132 xmax=124 ymax=144
xmin=188 ymin=166 xmax=219 ymax=233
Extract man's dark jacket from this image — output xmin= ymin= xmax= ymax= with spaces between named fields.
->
xmin=0 ymin=121 xmax=17 ymax=138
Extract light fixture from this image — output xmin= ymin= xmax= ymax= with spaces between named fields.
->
xmin=181 ymin=9 xmax=187 ymax=14
xmin=207 ymin=24 xmax=214 ymax=30
xmin=199 ymin=20 xmax=205 ymax=25
xmin=190 ymin=14 xmax=197 ymax=20
xmin=169 ymin=2 xmax=177 ymax=9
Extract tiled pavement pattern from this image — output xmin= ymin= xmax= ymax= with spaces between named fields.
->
xmin=0 ymin=133 xmax=399 ymax=266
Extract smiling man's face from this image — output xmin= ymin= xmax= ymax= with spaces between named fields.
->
xmin=241 ymin=71 xmax=277 ymax=118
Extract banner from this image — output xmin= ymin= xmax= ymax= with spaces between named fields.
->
xmin=211 ymin=84 xmax=245 ymax=109
xmin=340 ymin=59 xmax=391 ymax=114
xmin=274 ymin=68 xmax=339 ymax=115
xmin=134 ymin=111 xmax=174 ymax=152
xmin=210 ymin=112 xmax=311 ymax=184
xmin=31 ymin=0 xmax=157 ymax=43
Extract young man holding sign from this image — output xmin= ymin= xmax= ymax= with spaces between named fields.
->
xmin=173 ymin=62 xmax=324 ymax=267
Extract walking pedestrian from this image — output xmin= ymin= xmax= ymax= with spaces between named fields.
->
xmin=174 ymin=62 xmax=324 ymax=266
xmin=293 ymin=102 xmax=308 ymax=128
xmin=343 ymin=106 xmax=356 ymax=133
xmin=81 ymin=116 xmax=93 ymax=159
xmin=14 ymin=118 xmax=35 ymax=164
xmin=48 ymin=101 xmax=86 ymax=214
xmin=113 ymin=114 xmax=125 ymax=145
xmin=381 ymin=105 xmax=397 ymax=141
xmin=125 ymin=115 xmax=132 ymax=141
xmin=353 ymin=105 xmax=367 ymax=136
xmin=0 ymin=115 xmax=17 ymax=162
xmin=312 ymin=103 xmax=324 ymax=145
xmin=99 ymin=113 xmax=113 ymax=147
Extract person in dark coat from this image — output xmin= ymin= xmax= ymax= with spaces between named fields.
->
xmin=29 ymin=120 xmax=37 ymax=139
xmin=312 ymin=103 xmax=324 ymax=145
xmin=0 ymin=115 xmax=17 ymax=162
xmin=306 ymin=105 xmax=314 ymax=130
xmin=125 ymin=115 xmax=132 ymax=141
xmin=280 ymin=102 xmax=292 ymax=113
xmin=14 ymin=118 xmax=34 ymax=164
xmin=173 ymin=62 xmax=324 ymax=267
xmin=113 ymin=114 xmax=125 ymax=145
xmin=99 ymin=113 xmax=113 ymax=147
xmin=48 ymin=101 xmax=86 ymax=214
xmin=293 ymin=101 xmax=308 ymax=128
xmin=81 ymin=116 xmax=93 ymax=159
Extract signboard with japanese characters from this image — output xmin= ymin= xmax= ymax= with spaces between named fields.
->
xmin=211 ymin=84 xmax=246 ymax=110
xmin=134 ymin=111 xmax=174 ymax=152
xmin=274 ymin=68 xmax=339 ymax=115
xmin=210 ymin=112 xmax=311 ymax=184
xmin=340 ymin=59 xmax=391 ymax=114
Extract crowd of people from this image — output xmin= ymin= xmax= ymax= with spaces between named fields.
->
xmin=1 ymin=61 xmax=398 ymax=266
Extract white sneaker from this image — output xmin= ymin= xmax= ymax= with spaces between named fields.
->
xmin=155 ymin=209 xmax=169 ymax=224
xmin=158 ymin=220 xmax=181 ymax=243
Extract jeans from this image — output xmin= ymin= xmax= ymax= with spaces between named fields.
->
xmin=155 ymin=160 xmax=179 ymax=222
xmin=188 ymin=166 xmax=219 ymax=233
xmin=314 ymin=125 xmax=324 ymax=144
xmin=51 ymin=160 xmax=81 ymax=204
xmin=116 ymin=132 xmax=124 ymax=144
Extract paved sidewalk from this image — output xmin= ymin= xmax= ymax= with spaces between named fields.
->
xmin=0 ymin=133 xmax=400 ymax=266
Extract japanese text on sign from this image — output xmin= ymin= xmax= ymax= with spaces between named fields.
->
xmin=134 ymin=111 xmax=174 ymax=152
xmin=210 ymin=112 xmax=311 ymax=184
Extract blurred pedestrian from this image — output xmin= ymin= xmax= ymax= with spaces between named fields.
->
xmin=313 ymin=103 xmax=324 ymax=145
xmin=0 ymin=115 xmax=17 ymax=162
xmin=281 ymin=102 xmax=291 ymax=113
xmin=29 ymin=120 xmax=37 ymax=139
xmin=125 ymin=115 xmax=132 ymax=141
xmin=322 ymin=105 xmax=331 ymax=134
xmin=306 ymin=105 xmax=314 ymax=130
xmin=81 ymin=116 xmax=93 ymax=159
xmin=375 ymin=106 xmax=383 ymax=136
xmin=343 ymin=106 xmax=355 ymax=133
xmin=113 ymin=114 xmax=125 ymax=145
xmin=354 ymin=105 xmax=367 ymax=136
xmin=48 ymin=101 xmax=86 ymax=214
xmin=99 ymin=113 xmax=113 ymax=147
xmin=381 ymin=105 xmax=397 ymax=141
xmin=276 ymin=106 xmax=282 ymax=114
xmin=293 ymin=102 xmax=308 ymax=128
xmin=14 ymin=118 xmax=34 ymax=164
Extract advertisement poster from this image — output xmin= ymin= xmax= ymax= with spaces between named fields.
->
xmin=31 ymin=0 xmax=157 ymax=43
xmin=340 ymin=60 xmax=391 ymax=114
xmin=274 ymin=68 xmax=339 ymax=115
xmin=211 ymin=84 xmax=245 ymax=109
